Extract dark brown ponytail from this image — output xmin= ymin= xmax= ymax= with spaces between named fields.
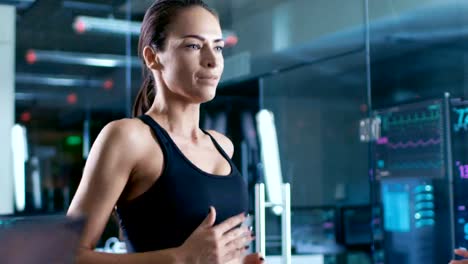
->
xmin=132 ymin=68 xmax=155 ymax=117
xmin=132 ymin=0 xmax=217 ymax=117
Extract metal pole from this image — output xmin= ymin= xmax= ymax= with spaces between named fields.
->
xmin=125 ymin=0 xmax=132 ymax=117
xmin=255 ymin=183 xmax=266 ymax=257
xmin=281 ymin=183 xmax=291 ymax=264
xmin=444 ymin=92 xmax=456 ymax=258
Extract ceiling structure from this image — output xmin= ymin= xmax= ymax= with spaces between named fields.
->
xmin=2 ymin=0 xmax=468 ymax=127
xmin=11 ymin=0 xmax=246 ymax=114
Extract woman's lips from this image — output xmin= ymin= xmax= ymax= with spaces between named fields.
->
xmin=197 ymin=75 xmax=218 ymax=80
xmin=196 ymin=75 xmax=219 ymax=84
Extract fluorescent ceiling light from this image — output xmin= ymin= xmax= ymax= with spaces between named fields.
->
xmin=73 ymin=16 xmax=238 ymax=46
xmin=15 ymin=92 xmax=65 ymax=101
xmin=16 ymin=73 xmax=113 ymax=89
xmin=74 ymin=15 xmax=141 ymax=35
xmin=256 ymin=109 xmax=284 ymax=215
xmin=26 ymin=49 xmax=140 ymax=68
xmin=81 ymin=58 xmax=118 ymax=67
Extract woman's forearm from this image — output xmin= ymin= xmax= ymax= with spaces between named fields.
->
xmin=75 ymin=247 xmax=186 ymax=264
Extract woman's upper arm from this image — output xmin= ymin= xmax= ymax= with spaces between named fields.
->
xmin=67 ymin=119 xmax=141 ymax=250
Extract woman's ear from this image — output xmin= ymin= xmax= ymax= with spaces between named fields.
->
xmin=143 ymin=46 xmax=161 ymax=70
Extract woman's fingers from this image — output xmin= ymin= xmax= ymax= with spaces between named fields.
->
xmin=455 ymin=248 xmax=468 ymax=258
xmin=214 ymin=212 xmax=246 ymax=235
xmin=221 ymin=226 xmax=251 ymax=245
xmin=224 ymin=235 xmax=252 ymax=253
xmin=222 ymin=245 xmax=248 ymax=263
xmin=221 ymin=227 xmax=254 ymax=261
xmin=220 ymin=228 xmax=254 ymax=264
xmin=450 ymin=260 xmax=468 ymax=264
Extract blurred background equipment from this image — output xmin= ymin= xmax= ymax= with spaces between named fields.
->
xmin=0 ymin=214 xmax=85 ymax=264
xmin=449 ymin=98 xmax=468 ymax=253
xmin=371 ymin=97 xmax=453 ymax=264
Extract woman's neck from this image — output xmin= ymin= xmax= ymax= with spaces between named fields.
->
xmin=147 ymin=93 xmax=202 ymax=140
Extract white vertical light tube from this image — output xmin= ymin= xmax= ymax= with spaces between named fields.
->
xmin=256 ymin=110 xmax=292 ymax=263
xmin=83 ymin=117 xmax=90 ymax=159
xmin=255 ymin=183 xmax=266 ymax=257
xmin=11 ymin=124 xmax=28 ymax=212
xmin=256 ymin=109 xmax=284 ymax=215
xmin=30 ymin=156 xmax=42 ymax=209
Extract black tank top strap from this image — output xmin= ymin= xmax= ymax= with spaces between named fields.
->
xmin=201 ymin=129 xmax=232 ymax=161
xmin=138 ymin=114 xmax=171 ymax=147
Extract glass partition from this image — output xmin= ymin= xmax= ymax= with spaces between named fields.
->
xmin=10 ymin=0 xmax=138 ymax=247
xmin=368 ymin=1 xmax=468 ymax=263
xmin=254 ymin=0 xmax=372 ymax=262
xmin=9 ymin=1 xmax=468 ymax=263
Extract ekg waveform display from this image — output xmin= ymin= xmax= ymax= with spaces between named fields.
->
xmin=374 ymin=100 xmax=445 ymax=179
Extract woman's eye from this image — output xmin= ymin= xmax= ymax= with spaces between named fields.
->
xmin=215 ymin=46 xmax=224 ymax=52
xmin=187 ymin=44 xmax=201 ymax=50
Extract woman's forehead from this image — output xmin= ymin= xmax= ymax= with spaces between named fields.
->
xmin=167 ymin=6 xmax=221 ymax=38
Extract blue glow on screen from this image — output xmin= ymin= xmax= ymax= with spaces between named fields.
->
xmin=383 ymin=184 xmax=411 ymax=232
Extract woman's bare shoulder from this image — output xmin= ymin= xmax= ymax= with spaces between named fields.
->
xmin=101 ymin=118 xmax=148 ymax=140
xmin=96 ymin=117 xmax=152 ymax=155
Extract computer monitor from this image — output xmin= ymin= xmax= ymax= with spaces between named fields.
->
xmin=291 ymin=206 xmax=344 ymax=254
xmin=341 ymin=205 xmax=374 ymax=246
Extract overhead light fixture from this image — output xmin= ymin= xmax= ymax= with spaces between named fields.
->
xmin=26 ymin=49 xmax=140 ymax=68
xmin=73 ymin=15 xmax=141 ymax=35
xmin=15 ymin=91 xmax=79 ymax=106
xmin=20 ymin=111 xmax=31 ymax=123
xmin=222 ymin=29 xmax=238 ymax=47
xmin=73 ymin=16 xmax=239 ymax=47
xmin=16 ymin=72 xmax=114 ymax=89
xmin=256 ymin=109 xmax=284 ymax=216
xmin=15 ymin=92 xmax=72 ymax=102
xmin=67 ymin=93 xmax=78 ymax=105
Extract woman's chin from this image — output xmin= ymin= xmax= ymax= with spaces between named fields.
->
xmin=199 ymin=93 xmax=216 ymax=103
xmin=195 ymin=87 xmax=217 ymax=102
xmin=187 ymin=91 xmax=216 ymax=104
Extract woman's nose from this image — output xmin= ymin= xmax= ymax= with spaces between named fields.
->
xmin=201 ymin=49 xmax=217 ymax=68
xmin=205 ymin=60 xmax=216 ymax=68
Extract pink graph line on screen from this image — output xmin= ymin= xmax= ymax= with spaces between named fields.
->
xmin=383 ymin=138 xmax=441 ymax=149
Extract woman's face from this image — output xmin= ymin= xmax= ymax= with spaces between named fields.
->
xmin=157 ymin=6 xmax=224 ymax=104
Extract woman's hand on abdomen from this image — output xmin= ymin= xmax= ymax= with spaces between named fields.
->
xmin=177 ymin=207 xmax=254 ymax=264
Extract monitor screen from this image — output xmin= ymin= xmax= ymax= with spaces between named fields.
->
xmin=342 ymin=206 xmax=373 ymax=246
xmin=291 ymin=207 xmax=342 ymax=254
xmin=374 ymin=99 xmax=445 ymax=180
xmin=382 ymin=183 xmax=411 ymax=232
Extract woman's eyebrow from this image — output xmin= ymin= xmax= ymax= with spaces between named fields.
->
xmin=182 ymin=34 xmax=224 ymax=43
